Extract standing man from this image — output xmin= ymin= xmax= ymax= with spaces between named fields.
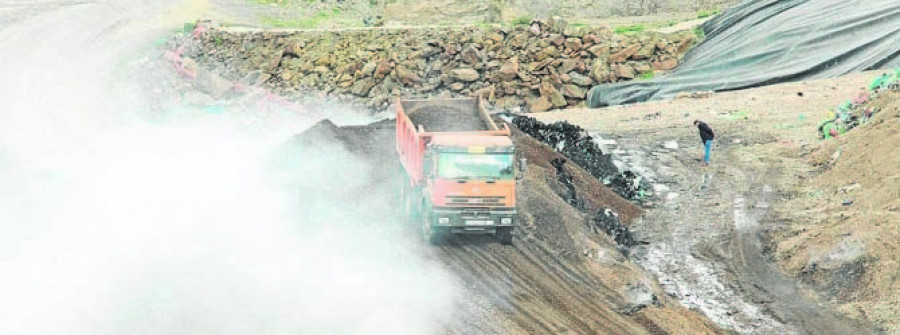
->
xmin=693 ymin=120 xmax=715 ymax=166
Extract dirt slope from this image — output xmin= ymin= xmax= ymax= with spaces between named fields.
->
xmin=769 ymin=90 xmax=900 ymax=333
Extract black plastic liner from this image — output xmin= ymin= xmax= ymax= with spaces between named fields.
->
xmin=512 ymin=115 xmax=650 ymax=202
xmin=587 ymin=0 xmax=900 ymax=107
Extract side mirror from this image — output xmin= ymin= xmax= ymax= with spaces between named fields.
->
xmin=423 ymin=153 xmax=433 ymax=177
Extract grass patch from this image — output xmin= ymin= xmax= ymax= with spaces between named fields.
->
xmin=261 ymin=8 xmax=341 ymax=28
xmin=251 ymin=0 xmax=291 ymax=5
xmin=613 ymin=24 xmax=645 ymax=34
xmin=511 ymin=14 xmax=533 ymax=26
xmin=696 ymin=8 xmax=721 ymax=19
xmin=639 ymin=71 xmax=655 ymax=80
xmin=475 ymin=21 xmax=495 ymax=28
xmin=693 ymin=27 xmax=706 ymax=39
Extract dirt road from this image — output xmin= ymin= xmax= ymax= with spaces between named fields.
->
xmin=300 ymin=120 xmax=724 ymax=334
xmin=534 ymin=73 xmax=880 ymax=333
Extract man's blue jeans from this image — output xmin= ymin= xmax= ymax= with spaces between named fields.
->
xmin=704 ymin=140 xmax=712 ymax=164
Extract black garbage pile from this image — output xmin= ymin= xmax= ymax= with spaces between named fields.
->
xmin=512 ymin=115 xmax=650 ymax=202
xmin=590 ymin=208 xmax=638 ymax=247
xmin=551 ymin=158 xmax=584 ymax=210
xmin=551 ymin=157 xmax=639 ymax=249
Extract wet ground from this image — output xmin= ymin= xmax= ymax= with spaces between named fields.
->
xmin=534 ymin=76 xmax=881 ymax=333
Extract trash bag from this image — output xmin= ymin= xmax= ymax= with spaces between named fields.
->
xmin=591 ymin=208 xmax=637 ymax=247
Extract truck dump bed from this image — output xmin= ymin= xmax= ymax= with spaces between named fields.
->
xmin=401 ymin=98 xmax=497 ymax=132
xmin=396 ymin=97 xmax=510 ymax=186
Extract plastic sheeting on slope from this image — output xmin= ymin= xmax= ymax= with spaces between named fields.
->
xmin=587 ymin=0 xmax=900 ymax=107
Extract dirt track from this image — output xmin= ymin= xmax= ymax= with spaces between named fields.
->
xmin=534 ymin=72 xmax=880 ymax=333
xmin=296 ymin=119 xmax=723 ymax=334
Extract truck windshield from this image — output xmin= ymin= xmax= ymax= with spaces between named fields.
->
xmin=437 ymin=153 xmax=514 ymax=180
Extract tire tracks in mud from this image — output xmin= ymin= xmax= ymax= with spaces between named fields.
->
xmin=728 ymin=166 xmax=870 ymax=334
xmin=434 ymin=237 xmax=665 ymax=335
xmin=333 ymin=124 xmax=684 ymax=334
xmin=631 ymin=141 xmax=871 ymax=334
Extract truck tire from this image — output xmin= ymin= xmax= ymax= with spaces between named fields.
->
xmin=423 ymin=216 xmax=445 ymax=245
xmin=422 ymin=220 xmax=447 ymax=245
xmin=496 ymin=227 xmax=513 ymax=245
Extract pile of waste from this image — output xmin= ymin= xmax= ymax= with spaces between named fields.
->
xmin=549 ymin=156 xmax=639 ymax=249
xmin=512 ymin=115 xmax=650 ymax=202
xmin=818 ymin=68 xmax=900 ymax=139
xmin=590 ymin=208 xmax=638 ymax=247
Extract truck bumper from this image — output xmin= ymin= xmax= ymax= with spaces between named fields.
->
xmin=429 ymin=207 xmax=516 ymax=234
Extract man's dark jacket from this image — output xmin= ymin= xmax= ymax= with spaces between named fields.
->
xmin=697 ymin=121 xmax=715 ymax=143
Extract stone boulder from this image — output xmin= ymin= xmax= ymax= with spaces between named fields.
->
xmin=652 ymin=58 xmax=678 ymax=71
xmin=497 ymin=57 xmax=519 ymax=80
xmin=460 ymin=45 xmax=482 ymax=65
xmin=568 ymin=72 xmax=593 ymax=87
xmin=609 ymin=44 xmax=640 ymax=63
xmin=451 ymin=68 xmax=480 ymax=82
xmin=528 ymin=96 xmax=553 ymax=112
xmin=614 ymin=64 xmax=635 ymax=79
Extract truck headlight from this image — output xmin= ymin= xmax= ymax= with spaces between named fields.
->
xmin=438 ymin=217 xmax=450 ymax=224
xmin=501 ymin=218 xmax=512 ymax=224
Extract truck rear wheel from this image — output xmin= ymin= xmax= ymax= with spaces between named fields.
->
xmin=496 ymin=227 xmax=513 ymax=245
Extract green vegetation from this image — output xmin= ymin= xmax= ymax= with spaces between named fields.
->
xmin=251 ymin=0 xmax=291 ymax=5
xmin=182 ymin=21 xmax=196 ymax=33
xmin=693 ymin=27 xmax=705 ymax=39
xmin=261 ymin=8 xmax=342 ymax=28
xmin=696 ymin=8 xmax=721 ymax=19
xmin=613 ymin=24 xmax=645 ymax=34
xmin=569 ymin=21 xmax=589 ymax=28
xmin=511 ymin=14 xmax=533 ymax=26
xmin=639 ymin=71 xmax=655 ymax=80
xmin=475 ymin=21 xmax=495 ymax=28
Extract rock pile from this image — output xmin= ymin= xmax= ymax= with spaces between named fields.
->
xmin=185 ymin=20 xmax=695 ymax=112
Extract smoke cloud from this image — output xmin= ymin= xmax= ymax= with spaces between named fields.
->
xmin=0 ymin=1 xmax=459 ymax=334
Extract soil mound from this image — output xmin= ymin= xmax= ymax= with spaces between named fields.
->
xmin=770 ymin=89 xmax=900 ymax=333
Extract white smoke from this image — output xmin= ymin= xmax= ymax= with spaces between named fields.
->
xmin=0 ymin=1 xmax=459 ymax=334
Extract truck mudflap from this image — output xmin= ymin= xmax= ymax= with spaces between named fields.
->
xmin=429 ymin=207 xmax=516 ymax=234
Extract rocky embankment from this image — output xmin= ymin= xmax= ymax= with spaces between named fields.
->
xmin=184 ymin=19 xmax=696 ymax=112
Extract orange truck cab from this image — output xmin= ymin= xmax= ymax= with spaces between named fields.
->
xmin=396 ymin=98 xmax=524 ymax=245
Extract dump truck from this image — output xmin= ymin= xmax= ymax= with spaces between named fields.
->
xmin=396 ymin=97 xmax=524 ymax=245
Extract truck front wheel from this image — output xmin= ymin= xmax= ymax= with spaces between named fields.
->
xmin=496 ymin=227 xmax=513 ymax=245
xmin=423 ymin=215 xmax=445 ymax=245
